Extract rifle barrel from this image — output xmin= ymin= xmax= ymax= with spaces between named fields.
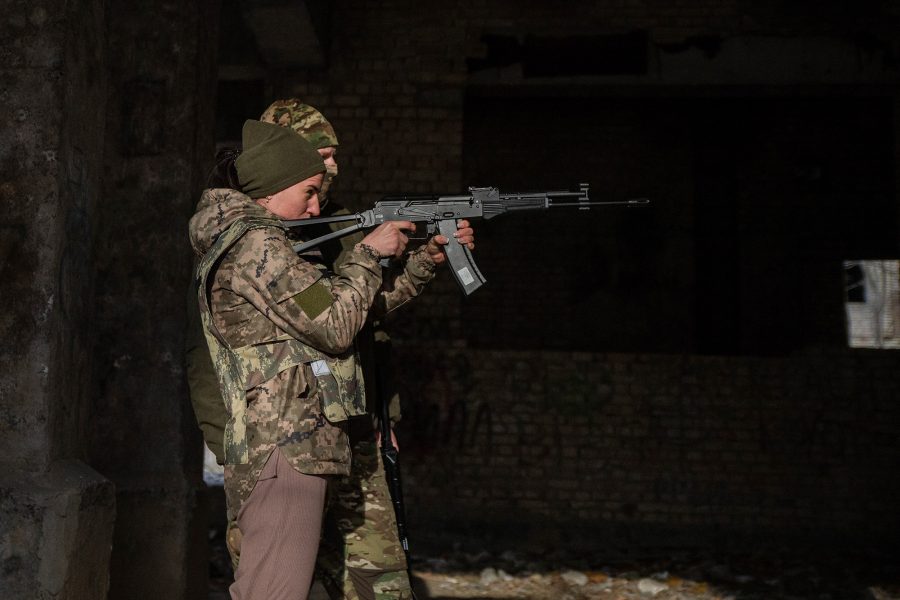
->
xmin=549 ymin=198 xmax=650 ymax=207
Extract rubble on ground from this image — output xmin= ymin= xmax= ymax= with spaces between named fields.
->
xmin=207 ymin=526 xmax=900 ymax=600
xmin=409 ymin=548 xmax=900 ymax=600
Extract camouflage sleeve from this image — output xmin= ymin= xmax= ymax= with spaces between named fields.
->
xmin=371 ymin=247 xmax=438 ymax=317
xmin=229 ymin=227 xmax=384 ymax=355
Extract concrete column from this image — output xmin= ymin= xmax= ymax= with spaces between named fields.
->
xmin=0 ymin=1 xmax=116 ymax=599
xmin=89 ymin=1 xmax=220 ymax=598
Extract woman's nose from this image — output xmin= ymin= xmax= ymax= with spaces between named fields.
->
xmin=307 ymin=195 xmax=321 ymax=216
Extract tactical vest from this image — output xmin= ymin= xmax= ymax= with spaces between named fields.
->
xmin=196 ymin=216 xmax=366 ymax=464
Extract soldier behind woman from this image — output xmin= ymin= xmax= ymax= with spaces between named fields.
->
xmin=262 ymin=99 xmax=419 ymax=600
xmin=186 ymin=102 xmax=475 ymax=599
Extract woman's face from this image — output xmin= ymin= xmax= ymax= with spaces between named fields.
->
xmin=259 ymin=173 xmax=324 ymax=220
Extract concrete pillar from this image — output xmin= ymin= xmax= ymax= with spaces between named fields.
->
xmin=0 ymin=1 xmax=116 ymax=598
xmin=88 ymin=1 xmax=220 ymax=598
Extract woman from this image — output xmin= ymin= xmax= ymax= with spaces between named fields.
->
xmin=189 ymin=119 xmax=466 ymax=599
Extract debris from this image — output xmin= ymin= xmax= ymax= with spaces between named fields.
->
xmin=479 ymin=568 xmax=499 ymax=586
xmin=587 ymin=580 xmax=614 ymax=594
xmin=561 ymin=570 xmax=589 ymax=586
xmin=637 ymin=578 xmax=668 ymax=596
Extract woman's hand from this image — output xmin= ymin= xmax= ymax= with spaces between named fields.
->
xmin=361 ymin=221 xmax=416 ymax=258
xmin=425 ymin=220 xmax=475 ymax=266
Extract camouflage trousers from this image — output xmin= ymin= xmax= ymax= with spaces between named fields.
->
xmin=317 ymin=435 xmax=411 ymax=600
xmin=226 ymin=434 xmax=411 ymax=600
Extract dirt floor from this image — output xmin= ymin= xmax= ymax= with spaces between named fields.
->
xmin=406 ymin=549 xmax=900 ymax=600
xmin=210 ymin=543 xmax=900 ymax=599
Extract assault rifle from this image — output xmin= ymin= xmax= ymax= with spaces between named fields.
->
xmin=283 ymin=184 xmax=648 ymax=295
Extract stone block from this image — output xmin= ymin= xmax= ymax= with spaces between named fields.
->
xmin=0 ymin=460 xmax=115 ymax=600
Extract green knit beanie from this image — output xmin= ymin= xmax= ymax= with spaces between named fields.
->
xmin=235 ymin=120 xmax=325 ymax=198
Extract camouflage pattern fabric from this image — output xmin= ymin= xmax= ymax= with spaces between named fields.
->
xmin=308 ymin=207 xmax=410 ymax=599
xmin=196 ymin=203 xmax=412 ymax=597
xmin=190 ymin=188 xmax=368 ymax=516
xmin=260 ymin=99 xmax=339 ymax=149
xmin=189 ymin=186 xmax=437 ymax=521
xmin=260 ymin=99 xmax=340 ymax=207
xmin=188 ymin=100 xmax=429 ymax=597
xmin=370 ymin=571 xmax=413 ymax=600
xmin=192 ymin=208 xmax=369 ymax=465
xmin=260 ymin=100 xmax=399 ymax=420
xmin=258 ymin=100 xmax=417 ymax=599
xmin=186 ymin=200 xmax=404 ymax=466
xmin=185 ymin=273 xmax=227 ymax=463
xmin=316 ymin=433 xmax=412 ymax=600
xmin=225 ymin=447 xmax=413 ymax=600
xmin=302 ymin=202 xmax=403 ymax=424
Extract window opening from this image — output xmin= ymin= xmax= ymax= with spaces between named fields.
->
xmin=844 ymin=260 xmax=900 ymax=348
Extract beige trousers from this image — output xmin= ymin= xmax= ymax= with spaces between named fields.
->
xmin=230 ymin=448 xmax=328 ymax=600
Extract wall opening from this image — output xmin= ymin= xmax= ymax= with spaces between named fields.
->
xmin=845 ymin=260 xmax=900 ymax=349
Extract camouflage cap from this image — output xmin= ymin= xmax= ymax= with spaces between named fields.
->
xmin=260 ymin=99 xmax=339 ymax=149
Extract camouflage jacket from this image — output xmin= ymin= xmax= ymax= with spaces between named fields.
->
xmin=185 ymin=199 xmax=404 ymax=466
xmin=188 ymin=189 xmax=436 ymax=516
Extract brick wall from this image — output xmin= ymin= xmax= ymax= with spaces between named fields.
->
xmin=394 ymin=347 xmax=900 ymax=550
